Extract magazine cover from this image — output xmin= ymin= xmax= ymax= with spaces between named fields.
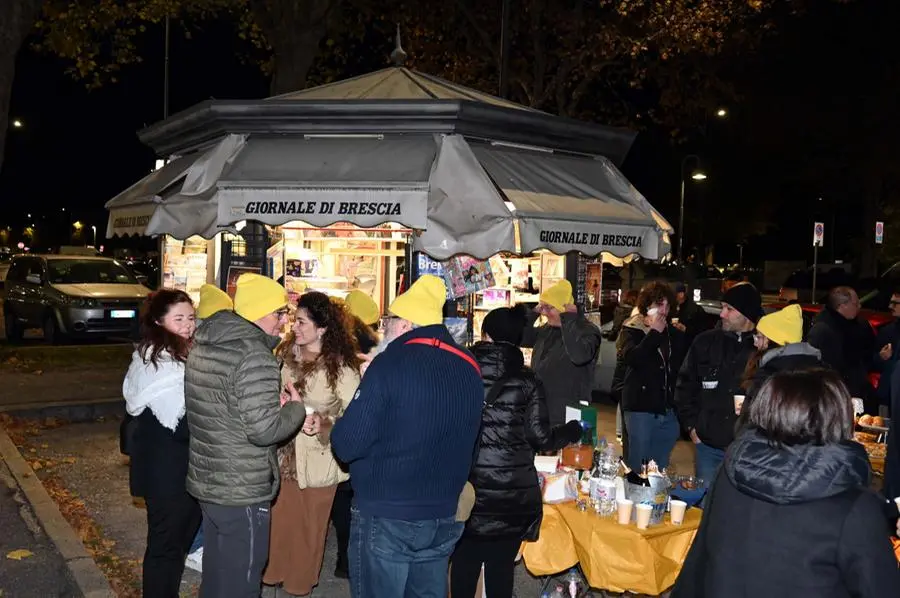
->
xmin=443 ymin=256 xmax=495 ymax=300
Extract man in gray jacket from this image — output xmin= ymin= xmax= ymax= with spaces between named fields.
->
xmin=523 ymin=280 xmax=602 ymax=426
xmin=185 ymin=273 xmax=306 ymax=598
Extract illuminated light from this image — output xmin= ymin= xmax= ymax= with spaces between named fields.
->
xmin=693 ymin=289 xmax=702 ymax=302
xmin=691 ymin=171 xmax=708 ymax=181
xmin=12 ymin=119 xmax=22 ymax=128
xmin=235 ymin=220 xmax=247 ymax=231
xmin=17 ymin=242 xmax=24 ymax=249
xmin=716 ymin=108 xmax=727 ymax=118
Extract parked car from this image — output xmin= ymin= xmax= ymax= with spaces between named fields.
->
xmin=2 ymin=254 xmax=151 ymax=343
xmin=0 ymin=253 xmax=10 ymax=290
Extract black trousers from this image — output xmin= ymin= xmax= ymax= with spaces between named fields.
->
xmin=330 ymin=480 xmax=353 ymax=567
xmin=199 ymin=501 xmax=271 ymax=598
xmin=144 ymin=492 xmax=202 ymax=598
xmin=450 ymin=535 xmax=521 ymax=598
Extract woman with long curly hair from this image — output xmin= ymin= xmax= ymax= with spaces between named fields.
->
xmin=123 ymin=289 xmax=200 ymax=598
xmin=263 ymin=292 xmax=361 ymax=597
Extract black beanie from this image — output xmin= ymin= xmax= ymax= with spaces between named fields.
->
xmin=482 ymin=305 xmax=528 ymax=346
xmin=722 ymin=282 xmax=763 ymax=323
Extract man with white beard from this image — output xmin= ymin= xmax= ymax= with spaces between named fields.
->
xmin=332 ymin=275 xmax=483 ymax=598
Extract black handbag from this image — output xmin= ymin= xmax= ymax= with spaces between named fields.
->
xmin=119 ymin=413 xmax=139 ymax=456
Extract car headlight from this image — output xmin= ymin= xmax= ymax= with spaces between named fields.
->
xmin=62 ymin=295 xmax=100 ymax=308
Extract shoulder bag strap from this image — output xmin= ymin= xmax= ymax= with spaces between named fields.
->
xmin=404 ymin=337 xmax=481 ymax=375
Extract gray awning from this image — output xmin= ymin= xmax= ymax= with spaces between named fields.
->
xmin=104 ymin=153 xmax=199 ymax=237
xmin=216 ymin=136 xmax=436 ymax=230
xmin=104 ymin=135 xmax=245 ymax=239
xmin=470 ymin=142 xmax=672 ymax=259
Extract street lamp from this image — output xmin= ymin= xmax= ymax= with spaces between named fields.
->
xmin=678 ymin=154 xmax=707 ymax=262
xmin=716 ymin=108 xmax=728 ymax=118
xmin=12 ymin=119 xmax=22 ymax=128
xmin=91 ymin=225 xmax=97 ymax=247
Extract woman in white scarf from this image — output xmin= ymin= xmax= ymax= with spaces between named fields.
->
xmin=123 ymin=289 xmax=197 ymax=598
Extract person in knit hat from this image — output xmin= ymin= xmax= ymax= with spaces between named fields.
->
xmin=343 ymin=289 xmax=380 ymax=356
xmin=196 ymin=284 xmax=233 ymax=320
xmin=735 ymin=304 xmax=823 ymax=431
xmin=184 ymin=273 xmax=306 ymax=597
xmin=450 ymin=306 xmax=581 ymax=598
xmin=523 ymin=279 xmax=602 ymax=425
xmin=675 ymin=282 xmax=763 ymax=487
xmin=332 ymin=275 xmax=483 ymax=598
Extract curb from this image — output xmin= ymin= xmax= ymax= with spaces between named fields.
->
xmin=0 ymin=397 xmax=124 ymax=420
xmin=0 ymin=427 xmax=115 ymax=598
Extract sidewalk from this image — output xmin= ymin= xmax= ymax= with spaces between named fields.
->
xmin=0 ymin=460 xmax=81 ymax=597
xmin=4 ymin=407 xmax=693 ymax=597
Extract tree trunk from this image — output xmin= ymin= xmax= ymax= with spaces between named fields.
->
xmin=251 ymin=0 xmax=339 ymax=96
xmin=269 ymin=29 xmax=326 ymax=95
xmin=0 ymin=0 xmax=43 ymax=173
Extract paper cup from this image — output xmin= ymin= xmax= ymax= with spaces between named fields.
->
xmin=616 ymin=499 xmax=633 ymax=525
xmin=635 ymin=504 xmax=653 ymax=530
xmin=671 ymin=318 xmax=680 ymax=325
xmin=305 ymin=406 xmax=315 ymax=416
xmin=733 ymin=395 xmax=745 ymax=416
xmin=670 ymin=500 xmax=687 ymax=525
xmin=894 ymin=496 xmax=900 ymax=514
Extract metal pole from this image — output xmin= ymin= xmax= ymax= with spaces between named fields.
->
xmin=678 ymin=177 xmax=686 ymax=262
xmin=499 ymin=0 xmax=511 ymax=99
xmin=811 ymin=244 xmax=819 ymax=304
xmin=163 ymin=15 xmax=170 ymax=119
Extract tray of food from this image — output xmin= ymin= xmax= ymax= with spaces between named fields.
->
xmin=857 ymin=414 xmax=890 ymax=433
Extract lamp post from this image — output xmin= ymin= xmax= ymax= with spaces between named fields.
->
xmin=91 ymin=225 xmax=97 ymax=248
xmin=678 ymin=154 xmax=707 ymax=262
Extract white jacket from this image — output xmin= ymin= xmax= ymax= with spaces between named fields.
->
xmin=123 ymin=348 xmax=186 ymax=431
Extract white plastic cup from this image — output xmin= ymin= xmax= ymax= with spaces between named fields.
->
xmin=616 ymin=499 xmax=633 ymax=525
xmin=670 ymin=500 xmax=688 ymax=525
xmin=893 ymin=496 xmax=900 ymax=514
xmin=305 ymin=406 xmax=315 ymax=416
xmin=635 ymin=504 xmax=653 ymax=530
xmin=733 ymin=395 xmax=745 ymax=416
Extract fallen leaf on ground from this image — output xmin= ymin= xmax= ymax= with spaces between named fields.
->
xmin=30 ymin=461 xmax=42 ymax=471
xmin=6 ymin=549 xmax=34 ymax=560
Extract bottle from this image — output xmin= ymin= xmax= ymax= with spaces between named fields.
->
xmin=620 ymin=457 xmax=651 ymax=487
xmin=548 ymin=584 xmax=566 ymax=598
xmin=563 ymin=568 xmax=582 ymax=598
xmin=597 ymin=445 xmax=619 ymax=516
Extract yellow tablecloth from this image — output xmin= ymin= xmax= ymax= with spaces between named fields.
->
xmin=523 ymin=503 xmax=701 ymax=595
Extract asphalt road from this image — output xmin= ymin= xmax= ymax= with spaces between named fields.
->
xmin=0 ymin=461 xmax=81 ymax=598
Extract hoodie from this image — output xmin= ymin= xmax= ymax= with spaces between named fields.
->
xmin=672 ymin=429 xmax=900 ymax=598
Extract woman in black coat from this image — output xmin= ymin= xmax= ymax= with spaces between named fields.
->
xmin=672 ymin=369 xmax=900 ymax=598
xmin=450 ymin=306 xmax=581 ymax=598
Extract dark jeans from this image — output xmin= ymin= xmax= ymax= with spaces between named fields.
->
xmin=623 ymin=410 xmax=680 ymax=473
xmin=143 ymin=492 xmax=202 ymax=598
xmin=695 ymin=440 xmax=726 ymax=493
xmin=349 ymin=507 xmax=463 ymax=598
xmin=331 ymin=481 xmax=353 ymax=568
xmin=450 ymin=536 xmax=520 ymax=598
xmin=199 ymin=501 xmax=271 ymax=598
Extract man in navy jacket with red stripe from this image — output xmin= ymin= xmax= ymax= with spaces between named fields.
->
xmin=332 ymin=275 xmax=483 ymax=598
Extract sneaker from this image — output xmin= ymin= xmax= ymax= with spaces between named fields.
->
xmin=185 ymin=547 xmax=203 ymax=573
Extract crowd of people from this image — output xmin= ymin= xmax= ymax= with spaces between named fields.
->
xmin=121 ymin=271 xmax=900 ymax=598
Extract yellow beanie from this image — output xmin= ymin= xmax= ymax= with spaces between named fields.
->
xmin=234 ymin=273 xmax=288 ymax=323
xmin=756 ymin=304 xmax=803 ymax=346
xmin=389 ymin=275 xmax=446 ymax=327
xmin=345 ymin=290 xmax=380 ymax=326
xmin=196 ymin=284 xmax=233 ymax=319
xmin=540 ymin=280 xmax=574 ymax=312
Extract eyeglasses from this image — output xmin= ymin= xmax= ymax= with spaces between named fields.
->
xmin=275 ymin=308 xmax=290 ymax=319
xmin=891 ymin=300 xmax=900 ymax=307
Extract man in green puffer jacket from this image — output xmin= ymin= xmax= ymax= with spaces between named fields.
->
xmin=185 ymin=274 xmax=306 ymax=598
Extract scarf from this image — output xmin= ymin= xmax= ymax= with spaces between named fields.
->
xmin=122 ymin=349 xmax=186 ymax=431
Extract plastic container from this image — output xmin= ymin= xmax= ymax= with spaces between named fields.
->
xmin=624 ymin=475 xmax=670 ymax=526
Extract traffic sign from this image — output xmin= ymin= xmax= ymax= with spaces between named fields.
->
xmin=813 ymin=222 xmax=824 ymax=247
xmin=876 ymin=221 xmax=884 ymax=245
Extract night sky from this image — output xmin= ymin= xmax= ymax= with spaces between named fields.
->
xmin=0 ymin=0 xmax=895 ymax=266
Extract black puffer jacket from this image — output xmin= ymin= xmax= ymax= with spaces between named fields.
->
xmin=466 ymin=342 xmax=581 ymax=541
xmin=616 ymin=315 xmax=685 ymax=415
xmin=673 ymin=429 xmax=900 ymax=598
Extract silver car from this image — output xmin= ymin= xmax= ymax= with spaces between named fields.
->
xmin=3 ymin=255 xmax=151 ymax=343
